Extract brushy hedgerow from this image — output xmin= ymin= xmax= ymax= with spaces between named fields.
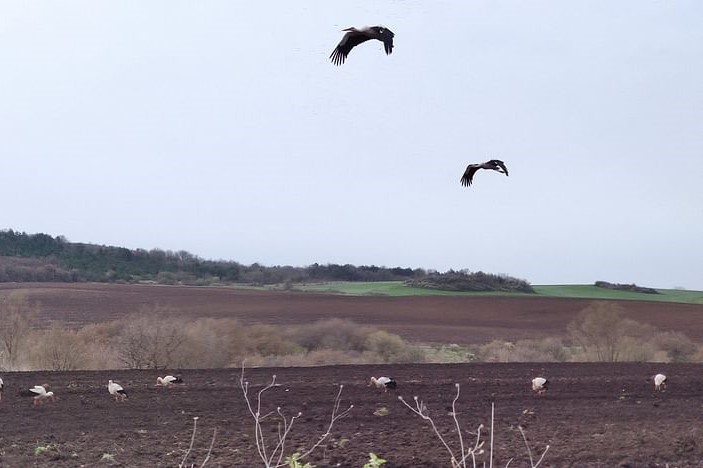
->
xmin=5 ymin=300 xmax=703 ymax=371
xmin=11 ymin=313 xmax=426 ymax=370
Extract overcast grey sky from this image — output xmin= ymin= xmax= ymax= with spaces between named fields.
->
xmin=2 ymin=1 xmax=702 ymax=289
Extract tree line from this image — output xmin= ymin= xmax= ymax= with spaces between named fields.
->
xmin=0 ymin=229 xmax=532 ymax=292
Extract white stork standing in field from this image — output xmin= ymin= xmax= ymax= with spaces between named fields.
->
xmin=370 ymin=376 xmax=397 ymax=392
xmin=108 ymin=380 xmax=128 ymax=402
xmin=156 ymin=375 xmax=184 ymax=386
xmin=330 ymin=26 xmax=395 ymax=65
xmin=532 ymin=377 xmax=549 ymax=395
xmin=0 ymin=376 xmax=4 ymax=402
xmin=28 ymin=384 xmax=55 ymax=406
xmin=653 ymin=373 xmax=667 ymax=391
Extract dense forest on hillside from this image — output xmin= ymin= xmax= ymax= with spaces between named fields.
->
xmin=0 ymin=229 xmax=533 ymax=292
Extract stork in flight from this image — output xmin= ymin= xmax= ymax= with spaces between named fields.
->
xmin=460 ymin=160 xmax=509 ymax=187
xmin=330 ymin=26 xmax=394 ymax=66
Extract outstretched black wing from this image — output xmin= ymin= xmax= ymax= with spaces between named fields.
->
xmin=460 ymin=165 xmax=479 ymax=187
xmin=330 ymin=31 xmax=373 ymax=66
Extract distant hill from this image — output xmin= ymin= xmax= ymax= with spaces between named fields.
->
xmin=0 ymin=229 xmax=532 ymax=292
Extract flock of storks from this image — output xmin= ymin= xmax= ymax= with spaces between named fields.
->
xmin=0 ymin=375 xmax=183 ymax=406
xmin=370 ymin=373 xmax=669 ymax=396
xmin=330 ymin=26 xmax=509 ymax=189
xmin=0 ymin=372 xmax=668 ymax=408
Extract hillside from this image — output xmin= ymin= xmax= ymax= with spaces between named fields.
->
xmin=0 ymin=229 xmax=532 ymax=292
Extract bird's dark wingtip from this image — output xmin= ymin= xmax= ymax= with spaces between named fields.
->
xmin=329 ymin=49 xmax=345 ymax=66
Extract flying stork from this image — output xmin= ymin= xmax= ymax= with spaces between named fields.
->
xmin=330 ymin=26 xmax=394 ymax=66
xmin=460 ymin=160 xmax=509 ymax=187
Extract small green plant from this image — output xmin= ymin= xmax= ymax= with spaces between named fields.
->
xmin=34 ymin=446 xmax=49 ymax=456
xmin=101 ymin=453 xmax=116 ymax=463
xmin=364 ymin=452 xmax=387 ymax=468
xmin=285 ymin=452 xmax=315 ymax=468
xmin=34 ymin=444 xmax=57 ymax=456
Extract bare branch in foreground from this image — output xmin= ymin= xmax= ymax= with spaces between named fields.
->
xmin=400 ymin=384 xmax=550 ymax=468
xmin=399 ymin=383 xmax=484 ymax=468
xmin=240 ymin=364 xmax=353 ymax=468
xmin=179 ymin=416 xmax=216 ymax=468
xmin=518 ymin=425 xmax=550 ymax=468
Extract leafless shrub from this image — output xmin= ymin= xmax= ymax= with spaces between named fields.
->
xmin=478 ymin=340 xmax=517 ymax=362
xmin=117 ymin=307 xmax=188 ymax=369
xmin=567 ymin=302 xmax=655 ymax=362
xmin=29 ymin=324 xmax=87 ymax=370
xmin=77 ymin=322 xmax=123 ymax=369
xmin=0 ymin=292 xmax=37 ymax=370
xmin=424 ymin=344 xmax=478 ymax=363
xmin=617 ymin=336 xmax=657 ymax=362
xmin=290 ymin=318 xmax=369 ymax=352
xmin=654 ymin=331 xmax=697 ymax=363
xmin=248 ymin=324 xmax=301 ymax=357
xmin=478 ymin=338 xmax=571 ymax=363
xmin=364 ymin=330 xmax=425 ymax=363
xmin=180 ymin=318 xmax=251 ymax=368
xmin=240 ymin=366 xmax=352 ymax=467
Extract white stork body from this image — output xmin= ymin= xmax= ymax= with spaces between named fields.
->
xmin=108 ymin=380 xmax=128 ymax=402
xmin=0 ymin=376 xmax=4 ymax=402
xmin=29 ymin=385 xmax=55 ymax=406
xmin=532 ymin=377 xmax=548 ymax=395
xmin=654 ymin=373 xmax=667 ymax=391
xmin=156 ymin=375 xmax=184 ymax=386
xmin=370 ymin=376 xmax=397 ymax=392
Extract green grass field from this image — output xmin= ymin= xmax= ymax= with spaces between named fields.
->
xmin=291 ymin=281 xmax=703 ymax=304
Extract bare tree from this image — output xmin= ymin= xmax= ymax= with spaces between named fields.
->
xmin=0 ymin=292 xmax=37 ymax=370
xmin=32 ymin=325 xmax=87 ymax=371
xmin=567 ymin=301 xmax=653 ymax=362
xmin=117 ymin=306 xmax=187 ymax=369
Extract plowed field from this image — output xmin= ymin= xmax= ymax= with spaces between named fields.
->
xmin=1 ymin=283 xmax=703 ymax=466
xmin=1 ymin=363 xmax=701 ymax=467
xmin=2 ymin=282 xmax=702 ymax=343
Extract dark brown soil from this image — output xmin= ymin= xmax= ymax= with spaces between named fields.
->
xmin=1 ymin=283 xmax=703 ymax=466
xmin=2 ymin=282 xmax=702 ymax=343
xmin=1 ymin=363 xmax=701 ymax=467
